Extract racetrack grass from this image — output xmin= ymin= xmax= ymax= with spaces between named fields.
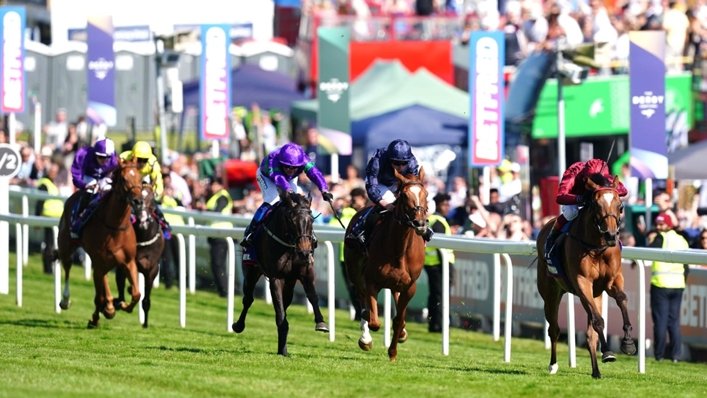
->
xmin=1 ymin=255 xmax=705 ymax=398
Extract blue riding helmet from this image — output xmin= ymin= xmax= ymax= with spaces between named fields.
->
xmin=387 ymin=139 xmax=413 ymax=162
xmin=278 ymin=142 xmax=307 ymax=167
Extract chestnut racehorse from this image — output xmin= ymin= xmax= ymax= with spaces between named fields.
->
xmin=56 ymin=158 xmax=145 ymax=328
xmin=344 ymin=167 xmax=428 ymax=362
xmin=233 ymin=190 xmax=328 ymax=356
xmin=536 ymin=173 xmax=636 ymax=379
xmin=115 ymin=183 xmax=165 ymax=328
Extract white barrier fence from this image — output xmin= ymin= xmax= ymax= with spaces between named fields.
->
xmin=2 ymin=207 xmax=707 ymax=373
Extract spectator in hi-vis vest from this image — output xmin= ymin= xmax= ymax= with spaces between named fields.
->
xmin=36 ymin=162 xmax=63 ymax=274
xmin=424 ymin=193 xmax=455 ymax=333
xmin=195 ymin=176 xmax=233 ymax=297
xmin=648 ymin=212 xmax=690 ymax=362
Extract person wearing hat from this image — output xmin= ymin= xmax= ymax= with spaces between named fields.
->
xmin=69 ymin=138 xmax=118 ymax=240
xmin=120 ymin=141 xmax=171 ymax=237
xmin=195 ymin=176 xmax=233 ymax=297
xmin=648 ymin=212 xmax=690 ymax=362
xmin=544 ymin=159 xmax=628 ymax=269
xmin=347 ymin=139 xmax=434 ymax=248
xmin=240 ymin=142 xmax=332 ymax=251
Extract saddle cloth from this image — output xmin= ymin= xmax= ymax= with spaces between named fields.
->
xmin=242 ymin=204 xmax=279 ymax=266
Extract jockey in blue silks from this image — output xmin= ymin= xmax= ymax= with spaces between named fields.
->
xmin=347 ymin=139 xmax=434 ymax=247
xmin=69 ymin=138 xmax=119 ymax=239
xmin=240 ymin=142 xmax=333 ymax=251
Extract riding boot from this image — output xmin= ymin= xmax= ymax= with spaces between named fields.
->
xmin=153 ymin=205 xmax=172 ymax=239
xmin=355 ymin=207 xmax=382 ymax=247
xmin=71 ymin=191 xmax=94 ymax=239
xmin=241 ymin=203 xmax=271 ymax=248
xmin=544 ymin=215 xmax=567 ymax=264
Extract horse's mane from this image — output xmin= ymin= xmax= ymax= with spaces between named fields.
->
xmin=587 ymin=173 xmax=612 ymax=188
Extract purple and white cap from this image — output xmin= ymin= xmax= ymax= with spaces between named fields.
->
xmin=94 ymin=138 xmax=115 ymax=157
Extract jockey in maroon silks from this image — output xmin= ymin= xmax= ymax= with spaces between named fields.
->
xmin=544 ymin=159 xmax=628 ymax=264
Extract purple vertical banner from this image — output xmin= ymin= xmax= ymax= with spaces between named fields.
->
xmin=200 ymin=24 xmax=231 ymax=141
xmin=0 ymin=6 xmax=26 ymax=114
xmin=629 ymin=31 xmax=667 ymax=179
xmin=86 ymin=15 xmax=116 ymax=126
xmin=469 ymin=31 xmax=505 ymax=168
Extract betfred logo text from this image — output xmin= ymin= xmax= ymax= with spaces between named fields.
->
xmin=2 ymin=10 xmax=24 ymax=113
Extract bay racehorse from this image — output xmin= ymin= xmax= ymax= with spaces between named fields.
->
xmin=536 ymin=173 xmax=636 ymax=378
xmin=56 ymin=158 xmax=145 ymax=328
xmin=344 ymin=167 xmax=428 ymax=362
xmin=232 ymin=190 xmax=328 ymax=356
xmin=114 ymin=184 xmax=165 ymax=328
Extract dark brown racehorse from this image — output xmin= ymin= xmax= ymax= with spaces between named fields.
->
xmin=536 ymin=173 xmax=636 ymax=379
xmin=114 ymin=184 xmax=165 ymax=328
xmin=232 ymin=190 xmax=328 ymax=356
xmin=56 ymin=158 xmax=145 ymax=328
xmin=344 ymin=167 xmax=428 ymax=362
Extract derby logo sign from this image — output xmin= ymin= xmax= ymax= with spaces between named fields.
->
xmin=629 ymin=31 xmax=667 ymax=179
xmin=317 ymin=26 xmax=352 ymax=156
xmin=86 ymin=15 xmax=116 ymax=126
xmin=319 ymin=78 xmax=349 ymax=103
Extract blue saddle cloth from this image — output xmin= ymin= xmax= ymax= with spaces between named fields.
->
xmin=70 ymin=193 xmax=105 ymax=240
xmin=242 ymin=205 xmax=279 ymax=266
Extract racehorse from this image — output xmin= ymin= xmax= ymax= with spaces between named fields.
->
xmin=344 ymin=167 xmax=428 ymax=362
xmin=55 ymin=158 xmax=145 ymax=328
xmin=536 ymin=173 xmax=636 ymax=379
xmin=114 ymin=184 xmax=165 ymax=328
xmin=232 ymin=190 xmax=328 ymax=356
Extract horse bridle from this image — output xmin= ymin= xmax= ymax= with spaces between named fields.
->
xmin=263 ymin=204 xmax=315 ymax=250
xmin=587 ymin=187 xmax=623 ymax=234
xmin=99 ymin=164 xmax=147 ymax=231
xmin=392 ymin=181 xmax=427 ymax=228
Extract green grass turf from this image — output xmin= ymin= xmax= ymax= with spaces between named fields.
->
xmin=1 ymin=254 xmax=706 ymax=398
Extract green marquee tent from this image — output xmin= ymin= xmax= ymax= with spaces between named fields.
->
xmin=291 ymin=59 xmax=470 ymax=122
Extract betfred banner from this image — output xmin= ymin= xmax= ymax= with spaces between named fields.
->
xmin=200 ymin=24 xmax=231 ymax=141
xmin=629 ymin=31 xmax=667 ymax=179
xmin=0 ymin=6 xmax=25 ymax=114
xmin=86 ymin=15 xmax=116 ymax=126
xmin=317 ymin=26 xmax=352 ymax=155
xmin=469 ymin=31 xmax=505 ymax=167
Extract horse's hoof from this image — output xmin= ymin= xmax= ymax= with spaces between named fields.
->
xmin=548 ymin=363 xmax=558 ymax=374
xmin=315 ymin=322 xmax=329 ymax=333
xmin=232 ymin=322 xmax=245 ymax=333
xmin=358 ymin=338 xmax=372 ymax=351
xmin=87 ymin=320 xmax=99 ymax=329
xmin=102 ymin=308 xmax=116 ymax=320
xmin=112 ymin=299 xmax=124 ymax=311
xmin=602 ymin=351 xmax=616 ymax=363
xmin=59 ymin=299 xmax=71 ymax=310
xmin=621 ymin=340 xmax=637 ymax=356
xmin=369 ymin=323 xmax=381 ymax=332
xmin=142 ymin=323 xmax=148 ymax=329
xmin=398 ymin=329 xmax=408 ymax=343
xmin=123 ymin=305 xmax=134 ymax=314
xmin=592 ymin=372 xmax=602 ymax=379
xmin=389 ymin=356 xmax=396 ymax=363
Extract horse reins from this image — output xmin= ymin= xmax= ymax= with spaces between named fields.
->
xmin=97 ymin=163 xmax=146 ymax=231
xmin=567 ymin=187 xmax=622 ymax=253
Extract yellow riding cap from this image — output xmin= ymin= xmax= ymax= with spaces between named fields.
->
xmin=133 ymin=141 xmax=152 ymax=159
xmin=119 ymin=141 xmax=164 ymax=197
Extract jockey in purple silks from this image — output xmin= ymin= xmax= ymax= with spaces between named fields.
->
xmin=69 ymin=138 xmax=119 ymax=239
xmin=240 ymin=142 xmax=333 ymax=252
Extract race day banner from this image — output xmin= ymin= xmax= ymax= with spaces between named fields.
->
xmin=200 ymin=24 xmax=231 ymax=141
xmin=86 ymin=15 xmax=116 ymax=126
xmin=629 ymin=31 xmax=668 ymax=179
xmin=317 ymin=26 xmax=352 ymax=156
xmin=0 ymin=6 xmax=25 ymax=114
xmin=468 ymin=31 xmax=505 ymax=168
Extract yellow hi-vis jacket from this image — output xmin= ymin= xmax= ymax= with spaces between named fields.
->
xmin=206 ymin=189 xmax=233 ymax=229
xmin=425 ymin=213 xmax=455 ymax=266
xmin=37 ymin=178 xmax=64 ymax=218
xmin=651 ymin=230 xmax=689 ymax=288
